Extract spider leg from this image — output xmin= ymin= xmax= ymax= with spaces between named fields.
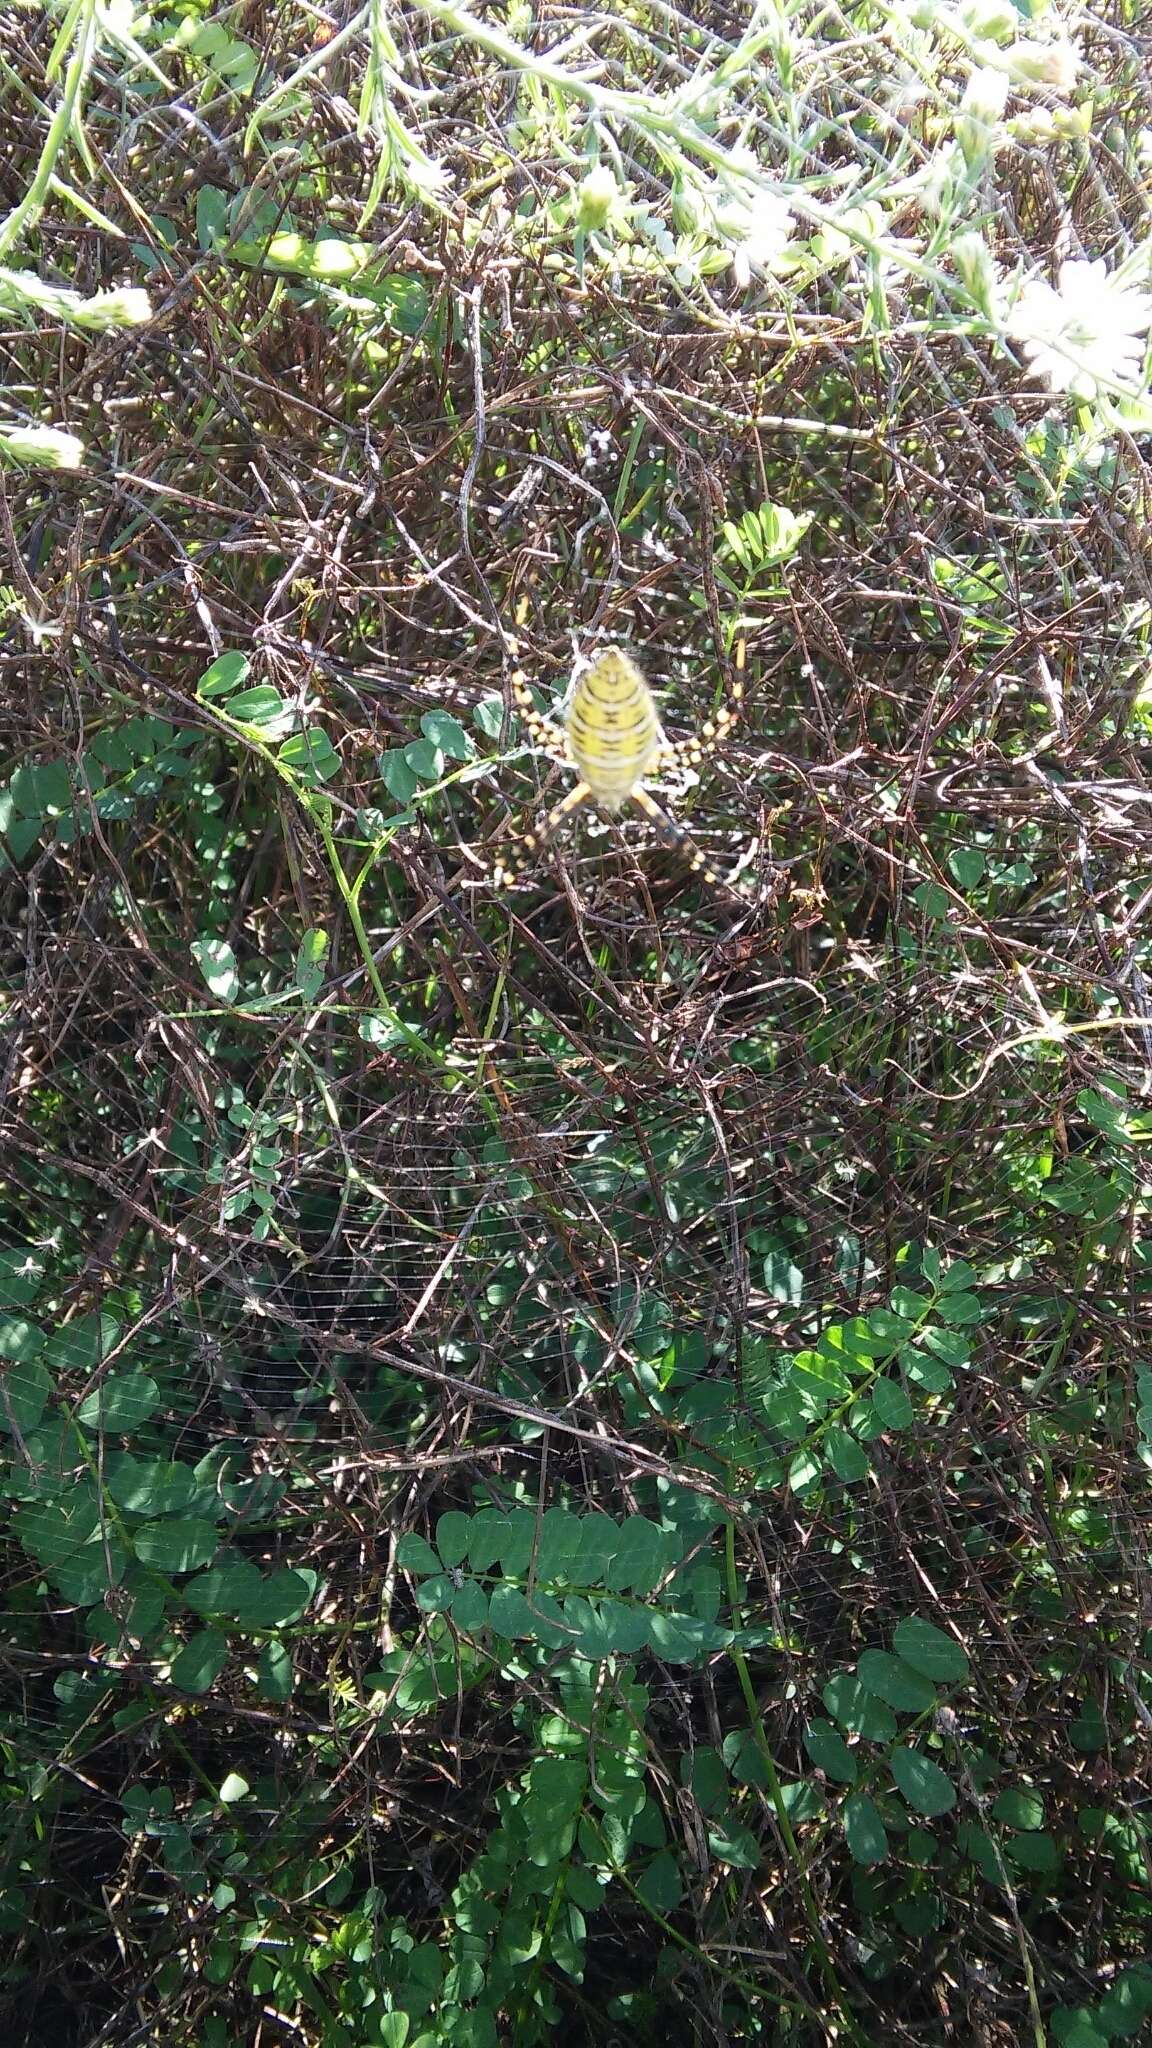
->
xmin=659 ymin=678 xmax=744 ymax=778
xmin=509 ymin=669 xmax=567 ymax=756
xmin=630 ymin=785 xmax=748 ymax=900
xmin=491 ymin=778 xmax=593 ymax=888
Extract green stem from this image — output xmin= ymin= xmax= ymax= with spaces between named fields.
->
xmin=723 ymin=1518 xmax=867 ymax=2041
xmin=0 ymin=0 xmax=100 ymax=262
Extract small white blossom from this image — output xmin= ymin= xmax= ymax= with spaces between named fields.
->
xmin=1004 ymin=39 xmax=1080 ymax=93
xmin=960 ymin=63 xmax=1010 ymax=125
xmin=812 ymin=202 xmax=887 ymax=270
xmin=0 ymin=423 xmax=85 ymax=469
xmin=1008 ymin=258 xmax=1152 ymax=400
xmin=956 ymin=64 xmax=1010 ymax=166
xmin=1010 ymin=106 xmax=1057 ymax=145
xmin=712 ymin=184 xmax=794 ymax=288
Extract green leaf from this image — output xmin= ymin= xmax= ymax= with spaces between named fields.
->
xmin=236 ymin=1568 xmax=315 ymax=1629
xmin=937 ymin=1291 xmax=983 ymax=1326
xmin=169 ymin=1629 xmax=229 ymax=1694
xmin=450 ymin=1578 xmax=489 ymax=1632
xmin=0 ymin=1356 xmax=50 ymax=1434
xmin=134 ymin=1517 xmax=219 ymax=1574
xmin=948 ymin=847 xmax=985 ymax=889
xmin=535 ymin=1506 xmax=586 ymax=1583
xmin=722 ymin=1730 xmax=770 ymax=1789
xmin=707 ymin=1822 xmax=761 ymax=1870
xmin=920 ymin=1326 xmax=970 ymax=1366
xmin=992 ymin=1787 xmax=1045 ymax=1830
xmin=226 ymin=685 xmax=286 ymax=728
xmin=0 ymin=1315 xmax=45 ymax=1362
xmin=277 ymin=728 xmax=339 ymax=782
xmin=803 ymin=1721 xmax=858 ymax=1784
xmin=762 ymin=1246 xmax=803 ymax=1304
xmin=644 ymin=1609 xmax=729 ymax=1662
xmin=416 ymin=1574 xmax=454 ymax=1612
xmin=870 ymin=1378 xmax=914 ymax=1431
xmin=3 ymin=814 xmax=41 ymax=859
xmin=292 ymin=926 xmax=328 ymax=1000
xmin=856 ymin=1650 xmax=937 ymax=1714
xmin=195 ymin=183 xmax=228 ymax=249
xmin=913 ymin=881 xmax=950 ymax=920
xmin=396 ymin=1532 xmax=441 ymax=1575
xmin=1006 ymin=1831 xmax=1060 ymax=1873
xmin=890 ymin=1745 xmax=956 ymax=1817
xmin=185 ymin=1559 xmax=264 ymax=1619
xmin=359 ymin=1012 xmax=413 ymax=1052
xmin=191 ymin=937 xmax=239 ymax=1001
xmin=435 ymin=1511 xmax=471 ymax=1568
xmin=681 ymin=1747 xmax=728 ymax=1814
xmin=636 ymin=1849 xmax=682 ymax=1913
xmin=843 ymin=1794 xmax=888 ymax=1865
xmin=77 ymin=1370 xmax=160 ymax=1434
xmin=787 ymin=1447 xmax=823 ymax=1494
xmin=379 ymin=2017 xmax=411 ymax=2048
xmin=900 ymin=1347 xmax=952 ymax=1394
xmin=605 ymin=1515 xmax=668 ymax=1596
xmin=197 ymin=651 xmax=249 ymax=699
xmin=404 ymin=738 xmax=444 ymax=782
xmin=868 ymin=1307 xmax=914 ymax=1343
xmin=473 ymin=696 xmax=504 ymax=739
xmin=1098 ymin=1966 xmax=1152 ymax=2037
xmin=824 ymin=1425 xmax=870 ymax=1482
xmin=421 ymin=709 xmax=472 ymax=760
xmin=595 ymin=1597 xmax=651 ymax=1653
xmin=380 ymin=749 xmax=420 ymax=803
xmin=822 ymin=1674 xmax=897 ymax=1743
xmin=16 ymin=758 xmax=72 ymax=814
xmin=892 ymin=1617 xmax=970 ymax=1684
xmin=1051 ymin=2011 xmax=1109 ymax=2048
xmin=256 ymin=1639 xmax=293 ymax=1702
xmin=15 ymin=1492 xmax=100 ymax=1566
xmin=958 ymin=1820 xmax=1001 ymax=1882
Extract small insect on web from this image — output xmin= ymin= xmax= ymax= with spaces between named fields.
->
xmin=491 ymin=642 xmax=751 ymax=900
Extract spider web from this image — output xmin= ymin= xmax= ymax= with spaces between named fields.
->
xmin=3 ymin=3 xmax=1152 ymax=2038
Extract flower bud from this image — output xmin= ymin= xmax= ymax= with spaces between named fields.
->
xmin=1010 ymin=107 xmax=1057 ymax=144
xmin=952 ymin=230 xmax=1002 ymax=319
xmin=576 ymin=165 xmax=619 ymax=235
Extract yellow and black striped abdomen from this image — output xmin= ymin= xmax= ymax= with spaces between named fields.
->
xmin=564 ymin=649 xmax=663 ymax=813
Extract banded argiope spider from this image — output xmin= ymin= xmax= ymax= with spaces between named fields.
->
xmin=491 ymin=643 xmax=751 ymax=900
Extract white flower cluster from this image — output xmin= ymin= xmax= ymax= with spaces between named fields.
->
xmin=1007 ymin=259 xmax=1152 ymax=402
xmin=713 ymin=185 xmax=794 ymax=289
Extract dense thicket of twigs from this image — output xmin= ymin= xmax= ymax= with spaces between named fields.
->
xmin=3 ymin=4 xmax=1152 ymax=2045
